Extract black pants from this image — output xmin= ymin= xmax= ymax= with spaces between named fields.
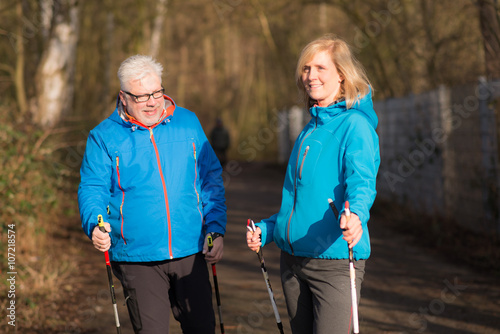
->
xmin=112 ymin=253 xmax=215 ymax=334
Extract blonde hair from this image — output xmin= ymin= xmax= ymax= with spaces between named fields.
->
xmin=295 ymin=34 xmax=372 ymax=109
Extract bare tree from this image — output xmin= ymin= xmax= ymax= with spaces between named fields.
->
xmin=150 ymin=0 xmax=168 ymax=58
xmin=40 ymin=0 xmax=53 ymax=42
xmin=15 ymin=1 xmax=28 ymax=117
xmin=478 ymin=0 xmax=500 ymax=78
xmin=33 ymin=0 xmax=79 ymax=128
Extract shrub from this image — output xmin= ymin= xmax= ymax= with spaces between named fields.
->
xmin=0 ymin=106 xmax=86 ymax=331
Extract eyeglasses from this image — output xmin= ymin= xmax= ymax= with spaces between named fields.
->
xmin=122 ymin=87 xmax=165 ymax=103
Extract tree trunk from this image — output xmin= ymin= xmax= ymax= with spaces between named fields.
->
xmin=40 ymin=0 xmax=54 ymax=42
xmin=177 ymin=45 xmax=188 ymax=106
xmin=150 ymin=0 xmax=168 ymax=59
xmin=252 ymin=0 xmax=278 ymax=55
xmin=335 ymin=0 xmax=395 ymax=96
xmin=319 ymin=2 xmax=328 ymax=32
xmin=15 ymin=1 xmax=28 ymax=117
xmin=33 ymin=0 xmax=79 ymax=128
xmin=203 ymin=35 xmax=216 ymax=103
xmin=478 ymin=0 xmax=500 ymax=78
xmin=100 ymin=9 xmax=114 ymax=115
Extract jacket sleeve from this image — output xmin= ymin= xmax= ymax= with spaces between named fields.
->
xmin=78 ymin=130 xmax=112 ymax=239
xmin=197 ymin=125 xmax=227 ymax=235
xmin=256 ymin=213 xmax=277 ymax=247
xmin=343 ymin=113 xmax=380 ymax=226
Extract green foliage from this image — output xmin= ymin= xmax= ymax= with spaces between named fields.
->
xmin=0 ymin=125 xmax=58 ymax=230
xmin=0 ymin=105 xmax=82 ymax=330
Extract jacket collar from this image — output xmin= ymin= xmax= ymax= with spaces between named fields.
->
xmin=308 ymin=89 xmax=377 ymax=129
xmin=112 ymin=94 xmax=176 ymax=129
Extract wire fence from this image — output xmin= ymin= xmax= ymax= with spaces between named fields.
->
xmin=376 ymin=78 xmax=500 ymax=235
xmin=277 ymin=78 xmax=500 ymax=235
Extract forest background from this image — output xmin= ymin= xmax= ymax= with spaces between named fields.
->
xmin=1 ymin=0 xmax=499 ymax=331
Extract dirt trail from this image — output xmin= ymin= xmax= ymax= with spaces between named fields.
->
xmin=71 ymin=162 xmax=500 ymax=334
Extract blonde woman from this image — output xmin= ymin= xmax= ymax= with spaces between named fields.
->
xmin=247 ymin=34 xmax=380 ymax=333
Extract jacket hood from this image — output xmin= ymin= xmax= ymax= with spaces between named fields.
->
xmin=309 ymin=89 xmax=378 ymax=129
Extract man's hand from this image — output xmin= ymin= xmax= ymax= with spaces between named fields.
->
xmin=203 ymin=234 xmax=224 ymax=264
xmin=92 ymin=223 xmax=111 ymax=252
xmin=246 ymin=226 xmax=262 ymax=252
xmin=339 ymin=212 xmax=363 ymax=248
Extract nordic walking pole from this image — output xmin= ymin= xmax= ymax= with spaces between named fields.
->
xmin=329 ymin=199 xmax=360 ymax=334
xmin=344 ymin=201 xmax=360 ymax=333
xmin=208 ymin=235 xmax=225 ymax=334
xmin=97 ymin=215 xmax=122 ymax=334
xmin=247 ymin=219 xmax=285 ymax=334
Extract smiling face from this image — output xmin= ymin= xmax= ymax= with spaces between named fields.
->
xmin=301 ymin=50 xmax=343 ymax=107
xmin=119 ymin=73 xmax=164 ymax=127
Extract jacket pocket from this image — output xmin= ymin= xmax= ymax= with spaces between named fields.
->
xmin=297 ymin=140 xmax=322 ymax=186
xmin=115 ymin=155 xmax=127 ymax=245
xmin=192 ymin=142 xmax=203 ymax=221
xmin=299 ymin=145 xmax=310 ymax=180
xmin=124 ymin=288 xmax=142 ymax=332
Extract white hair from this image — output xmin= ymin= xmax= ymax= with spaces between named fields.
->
xmin=117 ymin=55 xmax=163 ymax=90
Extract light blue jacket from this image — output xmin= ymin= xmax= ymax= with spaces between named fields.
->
xmin=78 ymin=96 xmax=226 ymax=262
xmin=258 ymin=91 xmax=380 ymax=260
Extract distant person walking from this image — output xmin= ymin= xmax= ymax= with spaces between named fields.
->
xmin=210 ymin=117 xmax=230 ymax=167
xmin=247 ymin=34 xmax=380 ymax=333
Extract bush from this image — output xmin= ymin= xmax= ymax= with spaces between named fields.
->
xmin=0 ymin=107 xmax=86 ymax=331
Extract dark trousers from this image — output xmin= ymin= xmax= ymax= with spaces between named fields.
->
xmin=280 ymin=251 xmax=366 ymax=334
xmin=112 ymin=252 xmax=215 ymax=334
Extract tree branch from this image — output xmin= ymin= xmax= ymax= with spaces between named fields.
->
xmin=0 ymin=64 xmax=14 ymax=76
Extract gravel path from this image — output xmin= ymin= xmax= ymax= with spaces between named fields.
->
xmin=74 ymin=162 xmax=500 ymax=334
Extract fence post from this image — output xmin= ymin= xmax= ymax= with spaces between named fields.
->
xmin=478 ymin=77 xmax=500 ymax=235
xmin=438 ymin=85 xmax=453 ymax=219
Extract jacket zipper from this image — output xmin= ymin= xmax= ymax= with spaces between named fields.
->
xmin=149 ymin=127 xmax=173 ymax=259
xmin=286 ymin=120 xmax=317 ymax=255
xmin=298 ymin=146 xmax=310 ymax=179
xmin=192 ymin=143 xmax=203 ymax=221
xmin=116 ymin=156 xmax=127 ymax=245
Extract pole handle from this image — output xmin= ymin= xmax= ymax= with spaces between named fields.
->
xmin=97 ymin=215 xmax=111 ymax=264
xmin=207 ymin=234 xmax=214 ymax=252
xmin=98 ymin=214 xmax=106 ymax=233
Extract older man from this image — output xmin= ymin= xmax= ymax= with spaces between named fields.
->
xmin=78 ymin=55 xmax=226 ymax=333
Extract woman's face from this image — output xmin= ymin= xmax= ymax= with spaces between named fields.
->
xmin=301 ymin=50 xmax=343 ymax=107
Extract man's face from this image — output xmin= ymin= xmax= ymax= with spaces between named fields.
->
xmin=119 ymin=73 xmax=164 ymax=127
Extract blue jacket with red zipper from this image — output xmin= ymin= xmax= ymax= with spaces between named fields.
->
xmin=257 ymin=90 xmax=379 ymax=260
xmin=78 ymin=95 xmax=227 ymax=262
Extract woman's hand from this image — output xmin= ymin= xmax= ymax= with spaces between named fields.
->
xmin=340 ymin=212 xmax=363 ymax=248
xmin=246 ymin=226 xmax=262 ymax=252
